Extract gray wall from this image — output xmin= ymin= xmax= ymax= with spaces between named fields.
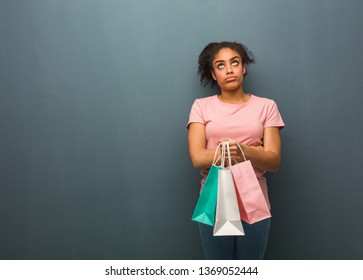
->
xmin=1 ymin=0 xmax=362 ymax=259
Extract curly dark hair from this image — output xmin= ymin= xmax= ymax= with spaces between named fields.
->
xmin=198 ymin=41 xmax=255 ymax=88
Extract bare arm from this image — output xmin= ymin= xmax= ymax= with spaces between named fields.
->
xmin=189 ymin=122 xmax=282 ymax=172
xmin=220 ymin=127 xmax=282 ymax=172
xmin=188 ymin=122 xmax=220 ymax=169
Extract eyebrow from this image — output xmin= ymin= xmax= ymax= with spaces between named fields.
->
xmin=214 ymin=56 xmax=241 ymax=65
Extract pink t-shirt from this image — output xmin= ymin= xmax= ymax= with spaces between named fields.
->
xmin=187 ymin=94 xmax=285 ymax=207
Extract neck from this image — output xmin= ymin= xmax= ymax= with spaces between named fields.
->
xmin=219 ymin=88 xmax=250 ymax=104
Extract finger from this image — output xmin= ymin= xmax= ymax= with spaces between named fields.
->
xmin=229 ymin=150 xmax=238 ymax=157
xmin=217 ymin=138 xmax=229 ymax=144
xmin=250 ymin=139 xmax=263 ymax=147
xmin=228 ymin=144 xmax=238 ymax=153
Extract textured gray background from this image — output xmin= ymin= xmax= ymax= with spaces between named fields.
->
xmin=1 ymin=0 xmax=362 ymax=259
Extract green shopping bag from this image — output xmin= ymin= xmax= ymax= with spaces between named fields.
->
xmin=191 ymin=144 xmax=222 ymax=226
xmin=191 ymin=165 xmax=222 ymax=226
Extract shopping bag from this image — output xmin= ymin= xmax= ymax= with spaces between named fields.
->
xmin=191 ymin=143 xmax=223 ymax=226
xmin=213 ymin=142 xmax=245 ymax=236
xmin=230 ymin=140 xmax=271 ymax=224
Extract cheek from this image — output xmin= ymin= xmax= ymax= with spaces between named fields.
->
xmin=213 ymin=71 xmax=223 ymax=81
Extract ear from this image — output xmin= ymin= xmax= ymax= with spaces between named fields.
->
xmin=211 ymin=70 xmax=217 ymax=80
xmin=243 ymin=65 xmax=247 ymax=75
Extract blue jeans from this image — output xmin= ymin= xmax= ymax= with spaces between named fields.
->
xmin=198 ymin=218 xmax=271 ymax=260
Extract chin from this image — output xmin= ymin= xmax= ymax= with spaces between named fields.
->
xmin=222 ymin=85 xmax=241 ymax=91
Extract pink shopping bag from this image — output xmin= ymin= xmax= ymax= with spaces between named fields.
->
xmin=230 ymin=141 xmax=271 ymax=224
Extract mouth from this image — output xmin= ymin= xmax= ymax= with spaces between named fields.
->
xmin=225 ymin=76 xmax=237 ymax=82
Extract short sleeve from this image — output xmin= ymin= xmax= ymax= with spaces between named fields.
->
xmin=187 ymin=99 xmax=206 ymax=128
xmin=264 ymin=100 xmax=285 ymax=129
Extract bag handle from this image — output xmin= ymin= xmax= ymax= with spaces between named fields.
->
xmin=231 ymin=139 xmax=247 ymax=162
xmin=212 ymin=140 xmax=245 ymax=167
xmin=212 ymin=142 xmax=223 ymax=167
xmin=221 ymin=142 xmax=232 ymax=169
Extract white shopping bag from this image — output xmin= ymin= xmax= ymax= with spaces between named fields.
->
xmin=213 ymin=142 xmax=245 ymax=236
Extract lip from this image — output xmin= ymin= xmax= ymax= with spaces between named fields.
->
xmin=225 ymin=76 xmax=237 ymax=82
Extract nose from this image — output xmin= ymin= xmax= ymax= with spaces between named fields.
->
xmin=226 ymin=63 xmax=233 ymax=74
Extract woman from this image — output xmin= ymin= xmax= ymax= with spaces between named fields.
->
xmin=187 ymin=41 xmax=285 ymax=259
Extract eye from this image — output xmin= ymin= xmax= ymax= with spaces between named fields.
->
xmin=217 ymin=63 xmax=224 ymax=69
xmin=231 ymin=60 xmax=239 ymax=66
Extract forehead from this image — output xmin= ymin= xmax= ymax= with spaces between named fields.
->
xmin=213 ymin=48 xmax=241 ymax=61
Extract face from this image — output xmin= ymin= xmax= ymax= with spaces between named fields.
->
xmin=211 ymin=48 xmax=246 ymax=91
